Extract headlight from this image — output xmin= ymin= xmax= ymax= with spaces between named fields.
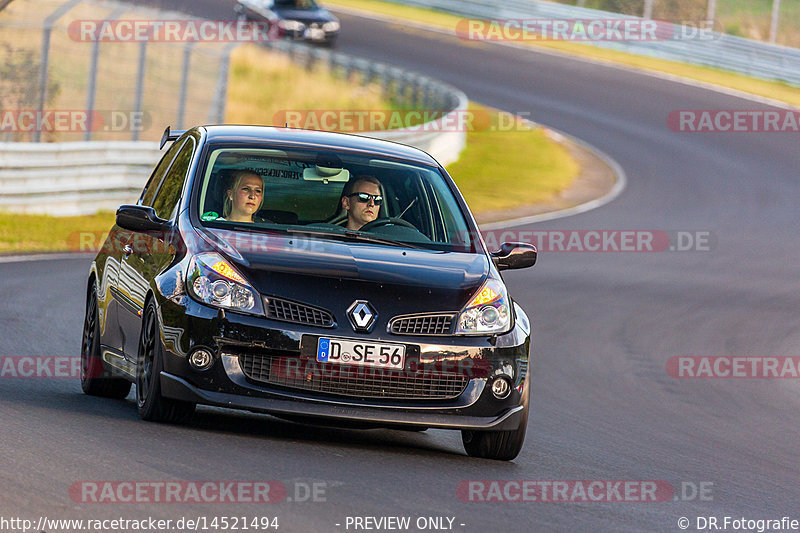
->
xmin=187 ymin=252 xmax=264 ymax=316
xmin=278 ymin=19 xmax=305 ymax=31
xmin=455 ymin=279 xmax=512 ymax=335
xmin=322 ymin=21 xmax=340 ymax=32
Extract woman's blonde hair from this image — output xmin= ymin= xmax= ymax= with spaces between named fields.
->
xmin=223 ymin=171 xmax=264 ymax=218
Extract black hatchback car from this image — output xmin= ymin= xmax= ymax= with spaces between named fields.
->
xmin=81 ymin=125 xmax=536 ymax=460
xmin=236 ymin=0 xmax=340 ymax=47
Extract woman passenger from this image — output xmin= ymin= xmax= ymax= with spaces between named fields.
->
xmin=222 ymin=171 xmax=264 ymax=223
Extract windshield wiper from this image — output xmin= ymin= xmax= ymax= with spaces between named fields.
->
xmin=343 ymin=230 xmax=423 ymax=249
xmin=229 ymin=225 xmax=289 ymax=236
xmin=283 ymin=228 xmax=422 ymax=249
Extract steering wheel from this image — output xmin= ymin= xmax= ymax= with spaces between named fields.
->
xmin=359 ymin=217 xmax=417 ymax=231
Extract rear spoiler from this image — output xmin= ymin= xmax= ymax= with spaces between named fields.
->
xmin=159 ymin=126 xmax=186 ymax=149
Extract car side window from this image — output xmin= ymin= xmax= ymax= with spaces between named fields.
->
xmin=138 ymin=138 xmax=188 ymax=207
xmin=152 ymin=137 xmax=196 ymax=220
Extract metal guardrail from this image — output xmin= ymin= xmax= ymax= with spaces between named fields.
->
xmin=0 ymin=37 xmax=467 ymax=216
xmin=0 ymin=142 xmax=163 ymax=215
xmin=386 ymin=0 xmax=800 ymax=86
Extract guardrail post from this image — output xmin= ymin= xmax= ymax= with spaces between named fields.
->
xmin=344 ymin=58 xmax=354 ymax=82
xmin=706 ymin=0 xmax=717 ymax=28
xmin=85 ymin=7 xmax=127 ymax=141
xmin=176 ymin=41 xmax=196 ymax=129
xmin=131 ymin=41 xmax=147 ymax=141
xmin=304 ymin=47 xmax=316 ymax=71
xmin=208 ymin=42 xmax=240 ymax=125
xmin=363 ymin=62 xmax=373 ymax=85
xmin=414 ymin=76 xmax=424 ymax=108
xmin=35 ymin=29 xmax=52 ymax=142
xmin=380 ymin=67 xmax=391 ymax=101
xmin=327 ymin=50 xmax=336 ymax=74
xmin=423 ymin=81 xmax=433 ymax=111
xmin=35 ymin=0 xmax=83 ymax=142
xmin=642 ymin=0 xmax=654 ymax=21
xmin=769 ymin=0 xmax=781 ymax=44
xmin=83 ymin=34 xmax=101 ymax=141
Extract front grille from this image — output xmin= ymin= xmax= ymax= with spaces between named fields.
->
xmin=265 ymin=296 xmax=334 ymax=328
xmin=238 ymin=352 xmax=469 ymax=400
xmin=389 ymin=313 xmax=456 ymax=336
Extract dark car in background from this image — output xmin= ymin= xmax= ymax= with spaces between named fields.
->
xmin=80 ymin=125 xmax=537 ymax=460
xmin=236 ymin=0 xmax=340 ymax=47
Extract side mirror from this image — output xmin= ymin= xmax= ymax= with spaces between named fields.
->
xmin=116 ymin=205 xmax=171 ymax=233
xmin=491 ymin=242 xmax=537 ymax=271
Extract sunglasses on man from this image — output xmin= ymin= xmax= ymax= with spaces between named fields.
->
xmin=347 ymin=192 xmax=383 ymax=205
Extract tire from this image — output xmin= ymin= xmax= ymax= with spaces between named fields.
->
xmin=462 ymin=408 xmax=528 ymax=461
xmin=81 ymin=281 xmax=132 ymax=399
xmin=136 ymin=300 xmax=195 ymax=424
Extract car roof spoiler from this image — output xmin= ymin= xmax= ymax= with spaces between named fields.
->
xmin=159 ymin=126 xmax=187 ymax=149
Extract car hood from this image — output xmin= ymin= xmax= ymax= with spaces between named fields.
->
xmin=200 ymin=228 xmax=489 ymax=317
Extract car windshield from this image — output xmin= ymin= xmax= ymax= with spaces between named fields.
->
xmin=195 ymin=145 xmax=475 ymax=252
xmin=273 ymin=0 xmax=318 ymax=10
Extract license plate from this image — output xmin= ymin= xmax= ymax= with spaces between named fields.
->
xmin=305 ymin=27 xmax=325 ymax=40
xmin=317 ymin=337 xmax=405 ymax=370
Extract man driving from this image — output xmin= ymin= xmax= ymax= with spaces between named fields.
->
xmin=341 ymin=175 xmax=382 ymax=230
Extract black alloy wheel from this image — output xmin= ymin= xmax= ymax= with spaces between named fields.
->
xmin=136 ymin=300 xmax=195 ymax=424
xmin=80 ymin=282 xmax=131 ymax=399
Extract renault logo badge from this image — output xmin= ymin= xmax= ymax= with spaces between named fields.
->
xmin=347 ymin=300 xmax=377 ymax=332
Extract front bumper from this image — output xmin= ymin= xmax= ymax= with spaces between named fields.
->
xmin=154 ymin=294 xmax=531 ymax=431
xmin=161 ymin=372 xmax=526 ymax=430
xmin=283 ymin=28 xmax=338 ymax=45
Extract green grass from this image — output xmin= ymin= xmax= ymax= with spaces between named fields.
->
xmin=327 ymin=0 xmax=800 ymax=107
xmin=0 ymin=212 xmax=115 ymax=253
xmin=446 ymin=105 xmax=579 ymax=213
xmin=226 ymin=44 xmax=391 ymax=126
